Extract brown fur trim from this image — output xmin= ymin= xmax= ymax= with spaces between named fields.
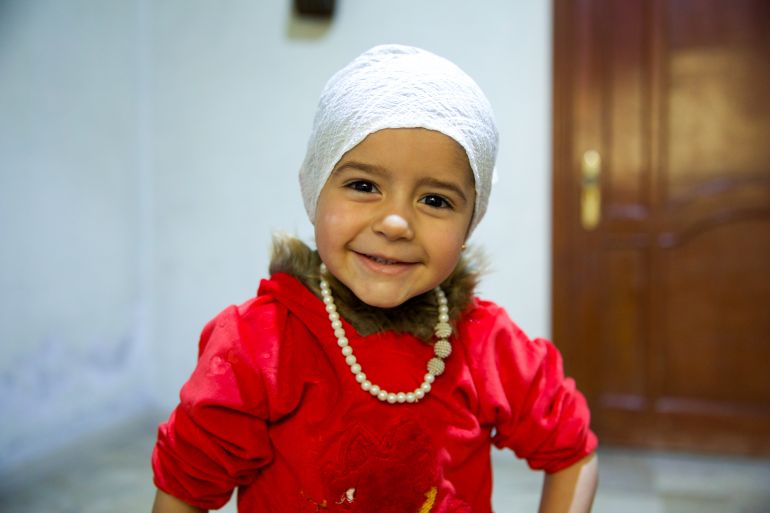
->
xmin=269 ymin=235 xmax=484 ymax=342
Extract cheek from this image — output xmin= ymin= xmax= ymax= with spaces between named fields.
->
xmin=316 ymin=210 xmax=343 ymax=238
xmin=318 ymin=210 xmax=344 ymax=227
xmin=431 ymin=233 xmax=465 ymax=269
xmin=316 ymin=196 xmax=365 ymax=236
xmin=314 ymin=207 xmax=351 ymax=256
xmin=315 ymin=191 xmax=354 ymax=227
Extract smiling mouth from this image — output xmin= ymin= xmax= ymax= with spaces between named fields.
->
xmin=358 ymin=252 xmax=412 ymax=266
xmin=367 ymin=254 xmax=400 ymax=265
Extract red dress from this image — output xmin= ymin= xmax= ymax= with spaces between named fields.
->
xmin=152 ymin=273 xmax=597 ymax=512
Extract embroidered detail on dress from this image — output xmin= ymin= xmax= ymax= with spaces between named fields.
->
xmin=417 ymin=486 xmax=438 ymax=513
xmin=320 ymin=418 xmax=440 ymax=513
xmin=301 ymin=490 xmax=328 ymax=512
xmin=336 ymin=487 xmax=356 ymax=504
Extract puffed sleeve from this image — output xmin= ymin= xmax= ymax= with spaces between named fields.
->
xmin=472 ymin=304 xmax=597 ymax=474
xmin=152 ymin=304 xmax=274 ymax=509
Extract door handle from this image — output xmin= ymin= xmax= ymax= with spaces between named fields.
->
xmin=581 ymin=150 xmax=602 ymax=230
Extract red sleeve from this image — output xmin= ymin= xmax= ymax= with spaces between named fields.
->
xmin=152 ymin=304 xmax=273 ymax=509
xmin=471 ymin=304 xmax=598 ymax=474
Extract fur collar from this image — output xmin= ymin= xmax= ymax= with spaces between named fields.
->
xmin=269 ymin=236 xmax=482 ymax=342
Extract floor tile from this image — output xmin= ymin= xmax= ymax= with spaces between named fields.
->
xmin=662 ymin=494 xmax=732 ymax=513
xmin=593 ymin=491 xmax=665 ymax=513
xmin=648 ymin=451 xmax=770 ymax=496
xmin=595 ymin=448 xmax=657 ymax=494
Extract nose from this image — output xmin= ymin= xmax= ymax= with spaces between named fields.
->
xmin=372 ymin=212 xmax=414 ymax=241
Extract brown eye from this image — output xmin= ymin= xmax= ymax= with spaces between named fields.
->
xmin=346 ymin=180 xmax=377 ymax=193
xmin=421 ymin=194 xmax=452 ymax=209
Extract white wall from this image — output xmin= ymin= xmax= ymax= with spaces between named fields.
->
xmin=0 ymin=0 xmax=152 ymax=468
xmin=0 ymin=0 xmax=551 ymax=467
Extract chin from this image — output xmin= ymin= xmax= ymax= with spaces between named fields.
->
xmin=357 ymin=295 xmax=407 ymax=309
xmin=349 ymin=286 xmax=408 ymax=309
xmin=353 ymin=284 xmax=434 ymax=309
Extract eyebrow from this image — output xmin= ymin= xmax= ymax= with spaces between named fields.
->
xmin=334 ymin=160 xmax=389 ymax=177
xmin=334 ymin=160 xmax=470 ymax=205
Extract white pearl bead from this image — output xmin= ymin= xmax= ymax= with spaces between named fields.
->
xmin=331 ymin=320 xmax=342 ymax=329
xmin=350 ymin=363 xmax=362 ymax=374
xmin=337 ymin=337 xmax=348 ymax=347
xmin=345 ymin=355 xmax=356 ymax=366
xmin=420 ymin=382 xmax=432 ymax=393
xmin=438 ymin=313 xmax=449 ymax=323
xmin=396 ymin=392 xmax=406 ymax=403
xmin=415 ymin=389 xmax=425 ymax=400
xmin=341 ymin=346 xmax=353 ymax=356
xmin=323 ymin=295 xmax=334 ymax=305
xmin=361 ymin=380 xmax=372 ymax=391
xmin=438 ymin=304 xmax=449 ymax=314
xmin=370 ymin=385 xmax=381 ymax=395
xmin=334 ymin=328 xmax=346 ymax=338
xmin=325 ymin=304 xmax=336 ymax=314
xmin=406 ymin=392 xmax=416 ymax=403
xmin=328 ymin=311 xmax=340 ymax=322
xmin=386 ymin=393 xmax=397 ymax=404
xmin=355 ymin=372 xmax=366 ymax=383
xmin=377 ymin=390 xmax=388 ymax=401
xmin=424 ymin=373 xmax=435 ymax=384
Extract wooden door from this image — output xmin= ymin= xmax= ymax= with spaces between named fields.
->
xmin=552 ymin=0 xmax=770 ymax=455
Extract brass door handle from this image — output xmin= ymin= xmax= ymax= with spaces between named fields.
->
xmin=581 ymin=150 xmax=602 ymax=230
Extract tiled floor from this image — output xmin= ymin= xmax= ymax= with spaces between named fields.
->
xmin=1 ymin=413 xmax=769 ymax=513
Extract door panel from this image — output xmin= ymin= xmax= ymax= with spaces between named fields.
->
xmin=553 ymin=0 xmax=770 ymax=454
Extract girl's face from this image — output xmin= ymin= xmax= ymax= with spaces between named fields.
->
xmin=315 ymin=128 xmax=475 ymax=308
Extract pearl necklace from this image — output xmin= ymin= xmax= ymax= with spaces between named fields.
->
xmin=319 ymin=263 xmax=453 ymax=404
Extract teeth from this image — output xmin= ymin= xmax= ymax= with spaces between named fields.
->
xmin=369 ymin=255 xmax=397 ymax=265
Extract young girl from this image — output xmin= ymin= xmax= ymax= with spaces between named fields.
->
xmin=152 ymin=44 xmax=598 ymax=513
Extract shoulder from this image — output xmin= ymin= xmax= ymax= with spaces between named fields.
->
xmin=458 ymin=297 xmax=529 ymax=345
xmin=197 ymin=273 xmax=315 ymax=359
xmin=457 ymin=297 xmax=554 ymax=375
xmin=196 ymin=294 xmax=279 ymax=358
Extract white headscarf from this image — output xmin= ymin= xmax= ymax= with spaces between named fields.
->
xmin=299 ymin=44 xmax=499 ymax=236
